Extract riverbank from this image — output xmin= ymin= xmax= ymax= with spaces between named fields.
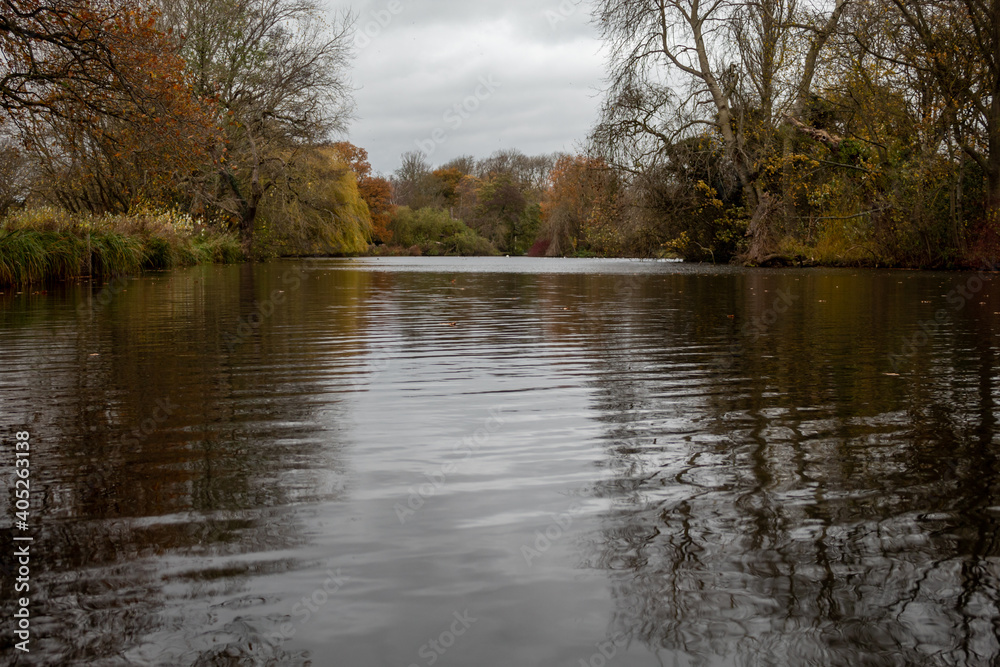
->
xmin=0 ymin=207 xmax=243 ymax=287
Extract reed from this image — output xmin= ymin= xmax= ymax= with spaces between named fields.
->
xmin=0 ymin=207 xmax=243 ymax=287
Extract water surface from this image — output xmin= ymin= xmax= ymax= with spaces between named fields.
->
xmin=1 ymin=257 xmax=999 ymax=666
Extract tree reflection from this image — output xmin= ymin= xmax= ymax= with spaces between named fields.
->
xmin=0 ymin=262 xmax=378 ymax=664
xmin=576 ymin=271 xmax=1000 ymax=666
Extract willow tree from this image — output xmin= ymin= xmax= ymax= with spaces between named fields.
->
xmin=258 ymin=145 xmax=373 ymax=255
xmin=592 ymin=0 xmax=849 ymax=261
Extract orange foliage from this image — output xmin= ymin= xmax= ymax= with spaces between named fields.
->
xmin=541 ymin=155 xmax=620 ymax=255
xmin=333 ymin=141 xmax=395 ymax=243
xmin=12 ymin=2 xmax=220 ymax=212
xmin=432 ymin=167 xmax=464 ymax=207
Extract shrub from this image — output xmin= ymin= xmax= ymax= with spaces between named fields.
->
xmin=388 ymin=207 xmax=498 ymax=256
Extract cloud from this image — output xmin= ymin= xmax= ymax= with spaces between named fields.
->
xmin=332 ymin=0 xmax=606 ymax=174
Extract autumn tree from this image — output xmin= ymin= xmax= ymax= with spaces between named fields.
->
xmin=155 ymin=0 xmax=356 ymax=247
xmin=257 ymin=144 xmax=372 ymax=255
xmin=476 ymin=148 xmax=554 ymax=198
xmin=592 ymin=0 xmax=850 ymax=261
xmin=872 ymin=0 xmax=1000 ymax=225
xmin=10 ymin=3 xmax=219 ymax=213
xmin=541 ymin=155 xmax=623 ymax=255
xmin=1 ymin=0 xmax=141 ymax=115
xmin=432 ymin=167 xmax=465 ymax=209
xmin=333 ymin=141 xmax=394 ymax=243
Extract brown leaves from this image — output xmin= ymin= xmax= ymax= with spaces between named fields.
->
xmin=9 ymin=1 xmax=221 ymax=212
xmin=333 ymin=141 xmax=394 ymax=243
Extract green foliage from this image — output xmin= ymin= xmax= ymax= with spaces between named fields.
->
xmin=388 ymin=207 xmax=498 ymax=256
xmin=517 ymin=203 xmax=542 ymax=256
xmin=0 ymin=207 xmax=243 ymax=287
xmin=256 ymin=146 xmax=373 ymax=257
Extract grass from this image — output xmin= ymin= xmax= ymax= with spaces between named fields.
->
xmin=0 ymin=207 xmax=243 ymax=287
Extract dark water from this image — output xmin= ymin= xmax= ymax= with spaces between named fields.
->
xmin=1 ymin=257 xmax=999 ymax=666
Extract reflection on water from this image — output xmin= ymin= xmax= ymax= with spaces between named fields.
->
xmin=1 ymin=258 xmax=999 ymax=666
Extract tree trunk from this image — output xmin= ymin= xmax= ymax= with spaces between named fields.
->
xmin=781 ymin=0 xmax=849 ymax=196
xmin=221 ymin=166 xmax=259 ymax=250
xmin=988 ymin=166 xmax=1000 ymax=225
xmin=989 ymin=82 xmax=1000 ymax=224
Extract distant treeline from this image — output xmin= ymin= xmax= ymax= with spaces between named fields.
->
xmin=387 ymin=0 xmax=999 ymax=267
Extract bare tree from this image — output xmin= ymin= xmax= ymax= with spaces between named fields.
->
xmin=156 ymin=0 xmax=356 ymax=245
xmin=392 ymin=150 xmax=437 ymax=208
xmin=592 ymin=0 xmax=850 ymax=260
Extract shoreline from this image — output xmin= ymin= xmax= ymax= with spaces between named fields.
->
xmin=4 ymin=210 xmax=996 ymax=290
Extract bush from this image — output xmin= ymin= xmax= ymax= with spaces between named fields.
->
xmin=388 ymin=207 xmax=498 ymax=256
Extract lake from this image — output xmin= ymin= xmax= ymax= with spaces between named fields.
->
xmin=2 ymin=257 xmax=999 ymax=666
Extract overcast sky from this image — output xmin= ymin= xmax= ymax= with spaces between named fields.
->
xmin=327 ymin=0 xmax=606 ymax=175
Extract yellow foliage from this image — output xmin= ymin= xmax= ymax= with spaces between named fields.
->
xmin=258 ymin=146 xmax=374 ymax=256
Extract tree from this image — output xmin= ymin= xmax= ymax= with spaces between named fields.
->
xmin=592 ymin=0 xmax=850 ymax=260
xmin=476 ymin=175 xmax=531 ymax=253
xmin=874 ymin=0 xmax=1000 ymax=221
xmin=476 ymin=148 xmax=554 ymax=196
xmin=256 ymin=144 xmax=372 ymax=255
xmin=10 ymin=3 xmax=219 ymax=213
xmin=0 ymin=132 xmax=29 ymax=213
xmin=333 ymin=141 xmax=394 ymax=243
xmin=440 ymin=155 xmax=476 ymax=176
xmin=1 ymin=0 xmax=145 ymax=116
xmin=432 ymin=167 xmax=465 ymax=209
xmin=541 ymin=155 xmax=623 ymax=256
xmin=392 ymin=151 xmax=439 ymax=209
xmin=155 ymin=0 xmax=356 ymax=247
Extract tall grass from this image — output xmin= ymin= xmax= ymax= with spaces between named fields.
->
xmin=0 ymin=207 xmax=243 ymax=287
